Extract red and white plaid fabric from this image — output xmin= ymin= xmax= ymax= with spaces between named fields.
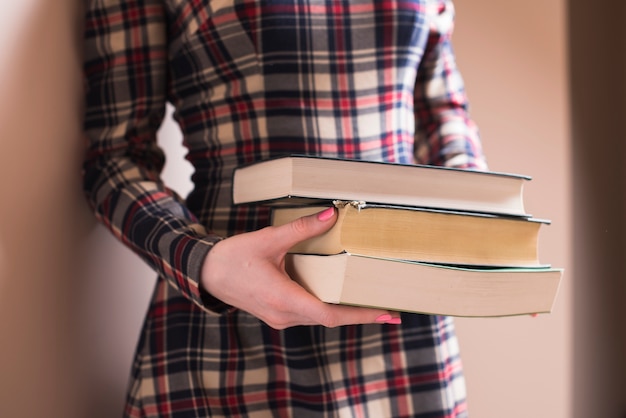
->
xmin=83 ymin=0 xmax=486 ymax=416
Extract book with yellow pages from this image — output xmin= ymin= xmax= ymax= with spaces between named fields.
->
xmin=272 ymin=202 xmax=548 ymax=267
xmin=284 ymin=253 xmax=563 ymax=317
xmin=232 ymin=155 xmax=531 ymax=216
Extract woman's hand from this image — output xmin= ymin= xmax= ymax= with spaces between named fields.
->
xmin=201 ymin=207 xmax=401 ymax=329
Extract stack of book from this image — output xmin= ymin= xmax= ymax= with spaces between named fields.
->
xmin=232 ymin=155 xmax=563 ymax=317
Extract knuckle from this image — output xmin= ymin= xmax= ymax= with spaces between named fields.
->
xmin=260 ymin=297 xmax=291 ymax=330
xmin=263 ymin=317 xmax=286 ymax=330
xmin=289 ymin=216 xmax=309 ymax=236
xmin=270 ymin=321 xmax=289 ymax=331
xmin=317 ymin=308 xmax=340 ymax=328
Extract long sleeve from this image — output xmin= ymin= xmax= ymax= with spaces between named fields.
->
xmin=82 ymin=0 xmax=224 ymax=313
xmin=413 ymin=0 xmax=487 ymax=170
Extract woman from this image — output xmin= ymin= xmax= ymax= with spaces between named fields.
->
xmin=83 ymin=0 xmax=486 ymax=416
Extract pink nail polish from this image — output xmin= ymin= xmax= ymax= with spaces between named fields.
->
xmin=317 ymin=207 xmax=335 ymax=221
xmin=375 ymin=314 xmax=401 ymax=324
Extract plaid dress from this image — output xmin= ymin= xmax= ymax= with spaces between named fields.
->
xmin=83 ymin=0 xmax=487 ymax=416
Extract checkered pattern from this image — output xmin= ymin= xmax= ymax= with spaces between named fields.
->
xmin=83 ymin=0 xmax=486 ymax=416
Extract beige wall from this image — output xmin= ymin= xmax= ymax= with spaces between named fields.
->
xmin=452 ymin=2 xmax=573 ymax=418
xmin=3 ymin=1 xmax=624 ymax=417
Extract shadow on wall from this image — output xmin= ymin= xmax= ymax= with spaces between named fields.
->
xmin=568 ymin=1 xmax=626 ymax=417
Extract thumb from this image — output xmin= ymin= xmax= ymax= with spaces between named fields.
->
xmin=272 ymin=207 xmax=336 ymax=252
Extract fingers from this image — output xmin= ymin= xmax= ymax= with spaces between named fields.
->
xmin=272 ymin=281 xmax=402 ymax=329
xmin=252 ymin=272 xmax=402 ymax=329
xmin=310 ymin=304 xmax=403 ymax=328
xmin=202 ymin=206 xmax=403 ymax=330
xmin=263 ymin=207 xmax=403 ymax=328
xmin=295 ymin=304 xmax=402 ymax=329
xmin=271 ymin=206 xmax=337 ymax=253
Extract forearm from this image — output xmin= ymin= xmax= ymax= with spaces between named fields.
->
xmin=82 ymin=0 xmax=224 ymax=312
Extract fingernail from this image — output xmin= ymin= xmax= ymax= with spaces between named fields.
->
xmin=317 ymin=207 xmax=335 ymax=221
xmin=375 ymin=314 xmax=401 ymax=325
xmin=375 ymin=314 xmax=392 ymax=323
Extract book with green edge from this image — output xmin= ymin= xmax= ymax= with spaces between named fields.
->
xmin=285 ymin=253 xmax=563 ymax=317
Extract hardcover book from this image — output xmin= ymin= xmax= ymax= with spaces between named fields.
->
xmin=233 ymin=155 xmax=531 ymax=216
xmin=285 ymin=253 xmax=563 ymax=317
xmin=272 ymin=202 xmax=548 ymax=267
